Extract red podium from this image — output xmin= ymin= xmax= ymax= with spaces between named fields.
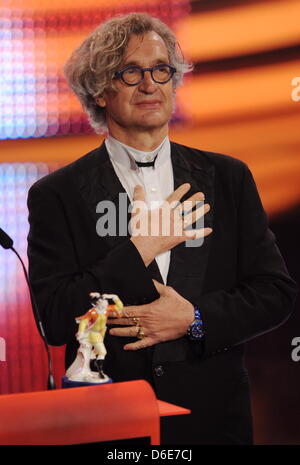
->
xmin=0 ymin=380 xmax=190 ymax=445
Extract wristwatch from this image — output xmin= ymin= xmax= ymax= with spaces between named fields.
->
xmin=187 ymin=307 xmax=205 ymax=341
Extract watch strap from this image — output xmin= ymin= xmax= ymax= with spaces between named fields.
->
xmin=187 ymin=306 xmax=205 ymax=340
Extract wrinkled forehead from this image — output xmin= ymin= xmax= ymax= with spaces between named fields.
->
xmin=122 ymin=31 xmax=169 ymax=66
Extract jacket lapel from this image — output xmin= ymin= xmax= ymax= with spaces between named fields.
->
xmin=153 ymin=142 xmax=215 ymax=363
xmin=167 ymin=141 xmax=215 ymax=298
xmin=75 ymin=142 xmax=131 ymax=250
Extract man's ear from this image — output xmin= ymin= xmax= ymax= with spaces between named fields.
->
xmin=96 ymin=96 xmax=106 ymax=108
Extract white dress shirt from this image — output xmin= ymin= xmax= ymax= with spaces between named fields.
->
xmin=105 ymin=134 xmax=174 ymax=284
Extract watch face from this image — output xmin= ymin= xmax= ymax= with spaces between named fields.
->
xmin=190 ymin=322 xmax=204 ymax=339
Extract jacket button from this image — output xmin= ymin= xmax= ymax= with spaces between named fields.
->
xmin=154 ymin=365 xmax=164 ymax=377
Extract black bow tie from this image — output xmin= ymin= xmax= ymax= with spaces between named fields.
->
xmin=135 ymin=154 xmax=158 ymax=168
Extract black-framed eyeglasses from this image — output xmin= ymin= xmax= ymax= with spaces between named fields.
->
xmin=114 ymin=64 xmax=176 ymax=86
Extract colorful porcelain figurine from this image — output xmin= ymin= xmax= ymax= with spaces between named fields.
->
xmin=65 ymin=292 xmax=123 ymax=384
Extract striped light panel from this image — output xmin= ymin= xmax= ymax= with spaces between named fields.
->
xmin=0 ymin=162 xmax=53 ymax=393
xmin=0 ymin=0 xmax=190 ymax=140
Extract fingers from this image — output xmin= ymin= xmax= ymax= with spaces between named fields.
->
xmin=109 ymin=325 xmax=141 ymax=337
xmin=110 ymin=305 xmax=145 ymax=319
xmin=181 ymin=192 xmax=205 ymax=213
xmin=107 ymin=317 xmax=138 ymax=326
xmin=184 ymin=226 xmax=213 ymax=240
xmin=182 ymin=203 xmax=210 ymax=228
xmin=124 ymin=336 xmax=156 ymax=350
xmin=166 ymin=184 xmax=207 ymax=208
xmin=166 ymin=183 xmax=191 ymax=205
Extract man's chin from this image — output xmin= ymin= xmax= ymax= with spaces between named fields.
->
xmin=135 ymin=114 xmax=170 ymax=130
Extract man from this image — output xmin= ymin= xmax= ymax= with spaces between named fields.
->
xmin=27 ymin=13 xmax=297 ymax=444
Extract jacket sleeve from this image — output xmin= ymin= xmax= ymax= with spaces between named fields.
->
xmin=27 ymin=182 xmax=159 ymax=346
xmin=198 ymin=164 xmax=298 ymax=356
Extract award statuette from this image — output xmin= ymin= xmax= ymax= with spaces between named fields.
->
xmin=62 ymin=292 xmax=123 ymax=388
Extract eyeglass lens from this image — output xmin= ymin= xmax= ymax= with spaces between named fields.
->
xmin=121 ymin=65 xmax=173 ymax=85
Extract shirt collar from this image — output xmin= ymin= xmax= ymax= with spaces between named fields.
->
xmin=105 ymin=134 xmax=171 ymax=171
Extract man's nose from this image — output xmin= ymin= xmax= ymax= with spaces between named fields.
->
xmin=138 ymin=70 xmax=157 ymax=93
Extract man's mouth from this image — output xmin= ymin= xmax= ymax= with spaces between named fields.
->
xmin=135 ymin=100 xmax=162 ymax=109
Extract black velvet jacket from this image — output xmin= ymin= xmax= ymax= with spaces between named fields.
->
xmin=27 ymin=141 xmax=298 ymax=444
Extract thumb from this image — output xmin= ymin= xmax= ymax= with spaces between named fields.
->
xmin=152 ymin=279 xmax=167 ymax=295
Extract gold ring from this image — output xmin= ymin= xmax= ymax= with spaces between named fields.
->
xmin=136 ymin=327 xmax=145 ymax=340
xmin=132 ymin=317 xmax=140 ymax=326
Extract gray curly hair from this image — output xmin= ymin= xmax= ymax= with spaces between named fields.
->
xmin=64 ymin=12 xmax=192 ymax=134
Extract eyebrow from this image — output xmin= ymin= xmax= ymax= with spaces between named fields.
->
xmin=122 ymin=58 xmax=170 ymax=67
